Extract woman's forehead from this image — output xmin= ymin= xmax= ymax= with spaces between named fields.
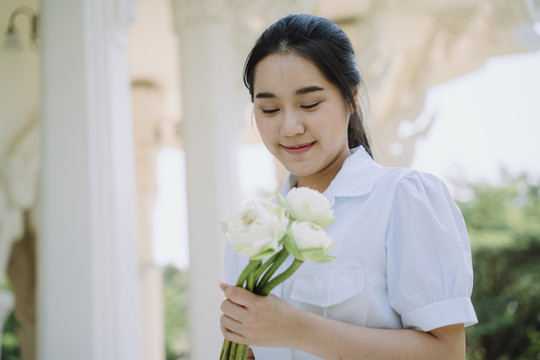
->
xmin=253 ymin=53 xmax=329 ymax=98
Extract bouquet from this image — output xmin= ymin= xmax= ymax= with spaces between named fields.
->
xmin=220 ymin=187 xmax=336 ymax=360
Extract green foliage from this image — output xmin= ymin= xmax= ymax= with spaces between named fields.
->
xmin=0 ymin=276 xmax=9 ymax=290
xmin=457 ymin=175 xmax=540 ymax=359
xmin=163 ymin=265 xmax=189 ymax=360
xmin=1 ymin=310 xmax=21 ymax=360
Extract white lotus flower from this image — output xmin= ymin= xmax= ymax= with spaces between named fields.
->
xmin=286 ymin=221 xmax=335 ymax=263
xmin=221 ymin=200 xmax=288 ymax=260
xmin=283 ymin=187 xmax=335 ymax=228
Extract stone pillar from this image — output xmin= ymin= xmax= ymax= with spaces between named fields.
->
xmin=171 ymin=1 xmax=243 ymax=358
xmin=39 ymin=0 xmax=142 ymax=359
xmin=131 ymin=81 xmax=165 ymax=360
xmin=171 ymin=1 xmax=317 ymax=358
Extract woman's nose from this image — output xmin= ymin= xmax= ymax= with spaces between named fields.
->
xmin=280 ymin=110 xmax=305 ymax=137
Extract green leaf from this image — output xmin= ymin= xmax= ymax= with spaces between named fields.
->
xmin=278 ymin=193 xmax=296 ymax=220
xmin=284 ymin=234 xmax=303 ymax=260
xmin=316 ymin=254 xmax=336 ymax=263
xmin=296 ymin=243 xmax=336 ymax=263
xmin=250 ymin=248 xmax=278 ymax=261
xmin=315 ymin=216 xmax=336 ymax=229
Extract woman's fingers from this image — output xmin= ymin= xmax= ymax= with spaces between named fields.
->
xmin=220 ymin=298 xmax=247 ymax=321
xmin=219 ymin=282 xmax=229 ymax=291
xmin=220 ymin=283 xmax=261 ymax=308
xmin=220 ymin=315 xmax=248 ymax=344
xmin=220 ymin=312 xmax=243 ymax=332
xmin=219 ymin=283 xmax=298 ymax=347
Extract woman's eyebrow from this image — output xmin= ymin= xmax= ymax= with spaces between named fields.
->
xmin=296 ymin=86 xmax=324 ymax=95
xmin=255 ymin=92 xmax=275 ymax=99
xmin=254 ymin=86 xmax=324 ymax=99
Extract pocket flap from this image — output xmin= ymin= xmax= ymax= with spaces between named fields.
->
xmin=290 ymin=268 xmax=364 ymax=307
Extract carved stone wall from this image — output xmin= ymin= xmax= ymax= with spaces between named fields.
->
xmin=0 ymin=1 xmax=40 ymax=358
xmin=316 ymin=0 xmax=540 ymax=166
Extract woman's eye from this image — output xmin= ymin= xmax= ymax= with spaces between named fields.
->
xmin=301 ymin=102 xmax=321 ymax=110
xmin=261 ymin=108 xmax=279 ymax=114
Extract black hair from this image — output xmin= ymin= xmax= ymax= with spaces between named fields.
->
xmin=243 ymin=13 xmax=372 ymax=157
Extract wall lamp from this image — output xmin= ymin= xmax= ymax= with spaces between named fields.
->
xmin=4 ymin=5 xmax=40 ymax=50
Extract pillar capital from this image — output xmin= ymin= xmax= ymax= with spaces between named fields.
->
xmin=103 ymin=0 xmax=141 ymax=48
xmin=172 ymin=0 xmax=231 ymax=29
xmin=113 ymin=0 xmax=140 ymax=29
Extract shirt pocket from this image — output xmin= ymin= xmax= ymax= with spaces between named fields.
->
xmin=289 ymin=267 xmax=365 ymax=308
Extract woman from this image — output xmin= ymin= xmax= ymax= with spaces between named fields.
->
xmin=220 ymin=14 xmax=477 ymax=360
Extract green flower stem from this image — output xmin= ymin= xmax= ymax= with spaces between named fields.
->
xmin=232 ymin=251 xmax=290 ymax=360
xmin=254 ymin=249 xmax=289 ymax=294
xmin=246 ymin=268 xmax=256 ymax=292
xmin=221 ymin=340 xmax=231 ymax=360
xmin=252 ymin=249 xmax=283 ymax=281
xmin=223 ymin=260 xmax=261 ymax=360
xmin=259 ymin=259 xmax=304 ymax=296
xmin=236 ymin=260 xmax=261 ymax=287
xmin=222 ymin=253 xmax=300 ymax=360
xmin=235 ymin=344 xmax=247 ymax=360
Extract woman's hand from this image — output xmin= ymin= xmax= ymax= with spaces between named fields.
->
xmin=219 ymin=283 xmax=299 ymax=348
xmin=220 ymin=283 xmax=466 ymax=360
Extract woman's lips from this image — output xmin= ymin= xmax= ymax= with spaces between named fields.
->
xmin=281 ymin=142 xmax=315 ymax=154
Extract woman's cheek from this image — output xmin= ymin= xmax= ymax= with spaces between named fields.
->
xmin=255 ymin=117 xmax=276 ymax=142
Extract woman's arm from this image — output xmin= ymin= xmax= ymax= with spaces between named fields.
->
xmin=220 ymin=284 xmax=465 ymax=360
xmin=289 ymin=311 xmax=464 ymax=360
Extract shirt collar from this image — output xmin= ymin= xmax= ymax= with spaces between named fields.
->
xmin=278 ymin=146 xmax=380 ymax=207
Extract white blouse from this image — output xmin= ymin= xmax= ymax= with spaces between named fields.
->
xmin=224 ymin=146 xmax=478 ymax=360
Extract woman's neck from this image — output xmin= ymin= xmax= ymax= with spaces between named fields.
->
xmin=296 ymin=148 xmax=351 ymax=193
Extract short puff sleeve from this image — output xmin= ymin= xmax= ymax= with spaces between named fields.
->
xmin=386 ymin=171 xmax=477 ymax=331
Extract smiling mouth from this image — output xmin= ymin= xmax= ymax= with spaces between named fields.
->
xmin=281 ymin=142 xmax=315 ymax=154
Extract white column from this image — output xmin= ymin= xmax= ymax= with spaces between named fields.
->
xmin=39 ymin=1 xmax=141 ymax=359
xmin=131 ymin=83 xmax=165 ymax=360
xmin=172 ymin=1 xmax=243 ymax=358
xmin=171 ymin=1 xmax=319 ymax=358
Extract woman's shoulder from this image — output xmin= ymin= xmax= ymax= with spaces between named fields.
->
xmin=365 ymin=160 xmax=448 ymax=195
xmin=363 ymin=165 xmax=459 ymax=220
xmin=388 ymin=167 xmax=453 ymax=204
xmin=342 ymin=147 xmax=450 ymax=196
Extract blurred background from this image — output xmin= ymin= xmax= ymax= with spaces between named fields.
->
xmin=1 ymin=0 xmax=539 ymax=359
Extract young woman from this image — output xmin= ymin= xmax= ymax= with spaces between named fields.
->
xmin=220 ymin=14 xmax=477 ymax=360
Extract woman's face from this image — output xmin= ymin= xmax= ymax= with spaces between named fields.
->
xmin=253 ymin=52 xmax=351 ymax=189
